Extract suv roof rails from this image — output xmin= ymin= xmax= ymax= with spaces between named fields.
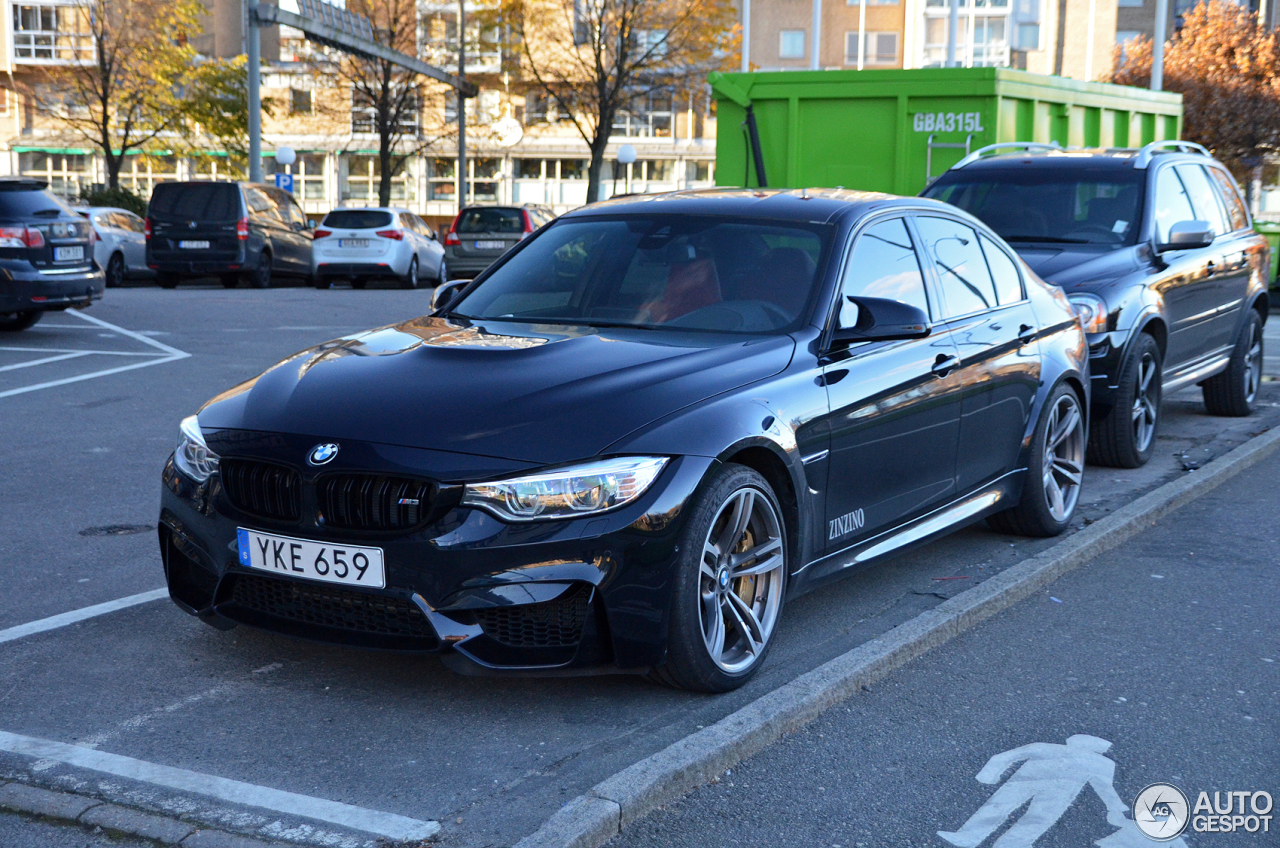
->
xmin=1132 ymin=140 xmax=1210 ymax=168
xmin=952 ymin=141 xmax=1063 ymax=170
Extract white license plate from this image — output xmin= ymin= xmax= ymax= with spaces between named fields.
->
xmin=236 ymin=528 xmax=386 ymax=589
xmin=53 ymin=246 xmax=83 ymax=262
xmin=474 ymin=240 xmax=505 ymax=250
xmin=339 ymin=238 xmax=369 ymax=248
xmin=178 ymin=240 xmax=210 ymax=250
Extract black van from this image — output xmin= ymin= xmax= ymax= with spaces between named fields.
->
xmin=145 ymin=181 xmax=315 ymax=288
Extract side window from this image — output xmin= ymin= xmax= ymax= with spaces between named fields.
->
xmin=979 ymin=234 xmax=1024 ymax=304
xmin=287 ymin=198 xmax=306 ymax=227
xmin=1176 ymin=164 xmax=1228 ymax=237
xmin=915 ymin=216 xmax=998 ymax=318
xmin=121 ymin=212 xmax=144 ymax=233
xmin=1207 ymin=167 xmax=1249 ymax=231
xmin=1153 ymin=167 xmax=1197 ymax=244
xmin=246 ymin=187 xmax=278 ymax=220
xmin=837 ymin=217 xmax=930 ymax=328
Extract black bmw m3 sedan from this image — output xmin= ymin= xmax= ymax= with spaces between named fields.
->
xmin=160 ymin=189 xmax=1089 ymax=692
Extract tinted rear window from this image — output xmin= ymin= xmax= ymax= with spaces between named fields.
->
xmin=149 ymin=183 xmax=240 ymax=221
xmin=456 ymin=207 xmax=525 ymax=234
xmin=323 ymin=210 xmax=393 ymax=229
xmin=0 ymin=185 xmax=73 ymax=219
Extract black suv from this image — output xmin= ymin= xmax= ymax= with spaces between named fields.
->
xmin=0 ymin=178 xmax=102 ymax=332
xmin=146 ymin=181 xmax=314 ymax=289
xmin=924 ymin=141 xmax=1269 ymax=467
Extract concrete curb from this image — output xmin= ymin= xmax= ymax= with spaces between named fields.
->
xmin=515 ymin=425 xmax=1280 ymax=848
xmin=0 ymin=779 xmax=278 ymax=846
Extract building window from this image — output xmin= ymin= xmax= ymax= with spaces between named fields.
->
xmin=290 ymin=88 xmax=312 ymax=115
xmin=612 ymin=90 xmax=674 ymax=138
xmin=19 ymin=151 xmax=90 ymax=199
xmin=849 ymin=0 xmax=898 ymax=4
xmin=1015 ymin=23 xmax=1040 ymax=49
xmin=351 ymin=90 xmax=419 ymax=135
xmin=845 ymin=31 xmax=899 ymax=65
xmin=779 ymin=30 xmax=805 ymax=59
xmin=12 ymin=3 xmax=92 ymax=62
xmin=117 ymin=155 xmax=178 ymax=197
xmin=262 ymin=152 xmax=326 ymax=203
xmin=513 ymin=158 xmax=544 ymax=179
xmin=427 ymin=157 xmax=456 ymax=201
xmin=923 ymin=9 xmax=1009 ymax=66
xmin=341 ymin=154 xmax=416 ymax=203
xmin=686 ymin=160 xmax=713 ymax=183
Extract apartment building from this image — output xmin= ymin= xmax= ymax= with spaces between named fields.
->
xmin=745 ymin=0 xmax=1117 ymax=80
xmin=1116 ymin=0 xmax=1277 ymax=59
xmin=1 ymin=0 xmax=719 ymax=224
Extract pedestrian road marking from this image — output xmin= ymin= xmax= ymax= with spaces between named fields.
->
xmin=0 ymin=730 xmax=440 ymax=841
xmin=0 ymin=588 xmax=168 ymax=645
xmin=938 ymin=735 xmax=1189 ymax=848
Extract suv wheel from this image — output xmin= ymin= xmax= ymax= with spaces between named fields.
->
xmin=0 ymin=309 xmax=41 ymax=332
xmin=651 ymin=464 xmax=787 ymax=693
xmin=105 ymin=253 xmax=125 ymax=288
xmin=220 ymin=274 xmax=239 ymax=289
xmin=989 ymin=382 xmax=1085 ymax=537
xmin=248 ymin=252 xmax=271 ymax=289
xmin=401 ymin=257 xmax=419 ymax=290
xmin=156 ymin=275 xmax=179 ymax=289
xmin=1202 ymin=310 xmax=1263 ymax=417
xmin=1088 ymin=333 xmax=1162 ymax=468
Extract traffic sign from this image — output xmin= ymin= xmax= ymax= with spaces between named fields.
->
xmin=274 ymin=172 xmax=294 ymax=193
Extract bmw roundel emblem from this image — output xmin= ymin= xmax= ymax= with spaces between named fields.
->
xmin=308 ymin=443 xmax=339 ymax=465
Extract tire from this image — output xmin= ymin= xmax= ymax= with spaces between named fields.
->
xmin=989 ymin=382 xmax=1086 ymax=537
xmin=401 ymin=257 xmax=419 ymax=289
xmin=433 ymin=256 xmax=447 ymax=285
xmin=651 ymin=464 xmax=787 ymax=693
xmin=313 ymin=276 xmax=331 ymax=290
xmin=105 ymin=253 xmax=125 ymax=288
xmin=248 ymin=252 xmax=271 ymax=289
xmin=156 ymin=275 xmax=179 ymax=289
xmin=351 ymin=279 xmax=367 ymax=290
xmin=0 ymin=309 xmax=42 ymax=332
xmin=1202 ymin=310 xmax=1263 ymax=417
xmin=1087 ymin=333 xmax=1162 ymax=468
xmin=220 ymin=274 xmax=239 ymax=289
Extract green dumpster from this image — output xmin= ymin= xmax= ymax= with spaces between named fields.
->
xmin=1254 ymin=221 xmax=1280 ymax=286
xmin=709 ymin=67 xmax=1184 ymax=196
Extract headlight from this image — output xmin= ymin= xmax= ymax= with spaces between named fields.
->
xmin=174 ymin=415 xmax=220 ymax=482
xmin=1068 ymin=293 xmax=1109 ymax=334
xmin=461 ymin=456 xmax=668 ymax=522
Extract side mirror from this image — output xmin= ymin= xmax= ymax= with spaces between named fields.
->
xmin=431 ymin=279 xmax=469 ymax=311
xmin=1157 ymin=219 xmax=1213 ymax=252
xmin=307 ymin=219 xmax=317 ymax=230
xmin=832 ymin=296 xmax=931 ymax=344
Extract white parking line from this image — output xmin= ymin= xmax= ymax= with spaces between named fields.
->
xmin=0 ymin=351 xmax=91 ymax=372
xmin=0 ymin=310 xmax=189 ymax=400
xmin=0 ymin=730 xmax=440 ymax=841
xmin=0 ymin=588 xmax=168 ymax=645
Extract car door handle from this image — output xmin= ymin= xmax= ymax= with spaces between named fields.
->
xmin=1017 ymin=324 xmax=1036 ymax=345
xmin=1205 ymin=261 xmax=1217 ymax=278
xmin=931 ymin=354 xmax=959 ymax=377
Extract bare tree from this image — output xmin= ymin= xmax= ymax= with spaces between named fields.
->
xmin=496 ymin=0 xmax=736 ymax=203
xmin=31 ymin=0 xmax=201 ymax=190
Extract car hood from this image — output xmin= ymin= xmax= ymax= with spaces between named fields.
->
xmin=1013 ymin=243 xmax=1142 ymax=290
xmin=198 ymin=316 xmax=796 ymax=465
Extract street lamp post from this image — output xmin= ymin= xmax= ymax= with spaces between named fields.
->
xmin=947 ymin=0 xmax=960 ymax=67
xmin=1151 ymin=0 xmax=1167 ymax=90
xmin=247 ymin=0 xmax=262 ymax=183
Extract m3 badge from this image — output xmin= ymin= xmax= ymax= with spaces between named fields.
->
xmin=829 ymin=508 xmax=865 ymax=540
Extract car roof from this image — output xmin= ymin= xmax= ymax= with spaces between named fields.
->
xmin=558 ymin=187 xmax=949 ymax=225
xmin=952 ymin=147 xmax=1221 ymax=173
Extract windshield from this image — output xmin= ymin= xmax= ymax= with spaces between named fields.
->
xmin=150 ymin=183 xmax=240 ymax=221
xmin=324 ymin=210 xmax=393 ymax=229
xmin=924 ymin=166 xmax=1146 ymax=246
xmin=449 ymin=215 xmax=832 ymax=334
xmin=457 ymin=207 xmax=525 ymax=233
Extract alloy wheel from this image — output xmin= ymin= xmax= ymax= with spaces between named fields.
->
xmin=1131 ymin=352 xmax=1158 ymax=454
xmin=1243 ymin=321 xmax=1262 ymax=404
xmin=1043 ymin=393 xmax=1085 ymax=522
xmin=106 ymin=254 xmax=124 ymax=288
xmin=699 ymin=487 xmax=785 ymax=673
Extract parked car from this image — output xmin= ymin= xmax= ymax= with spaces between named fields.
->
xmin=145 ymin=181 xmax=314 ymax=289
xmin=312 ymin=207 xmax=446 ymax=289
xmin=923 ymin=141 xmax=1269 ymax=467
xmin=442 ymin=203 xmax=555 ymax=278
xmin=160 ymin=189 xmax=1088 ymax=692
xmin=0 ymin=177 xmax=103 ymax=332
xmin=79 ymin=206 xmax=151 ymax=288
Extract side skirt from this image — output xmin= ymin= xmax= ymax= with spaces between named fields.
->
xmin=789 ymin=470 xmax=1025 ymax=596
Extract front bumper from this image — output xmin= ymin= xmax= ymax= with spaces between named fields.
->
xmin=1086 ymin=331 xmax=1127 ymax=411
xmin=314 ymin=260 xmax=406 ymax=280
xmin=0 ymin=262 xmax=104 ymax=313
xmin=159 ymin=434 xmax=713 ymax=674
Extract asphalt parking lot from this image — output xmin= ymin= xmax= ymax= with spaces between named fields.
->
xmin=3 ymin=285 xmax=1279 ymax=848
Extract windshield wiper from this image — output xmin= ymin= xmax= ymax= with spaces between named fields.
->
xmin=1001 ymin=235 xmax=1093 ymax=244
xmin=31 ymin=209 xmax=63 ymax=217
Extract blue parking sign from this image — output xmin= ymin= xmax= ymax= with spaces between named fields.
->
xmin=274 ymin=172 xmax=294 ymax=193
